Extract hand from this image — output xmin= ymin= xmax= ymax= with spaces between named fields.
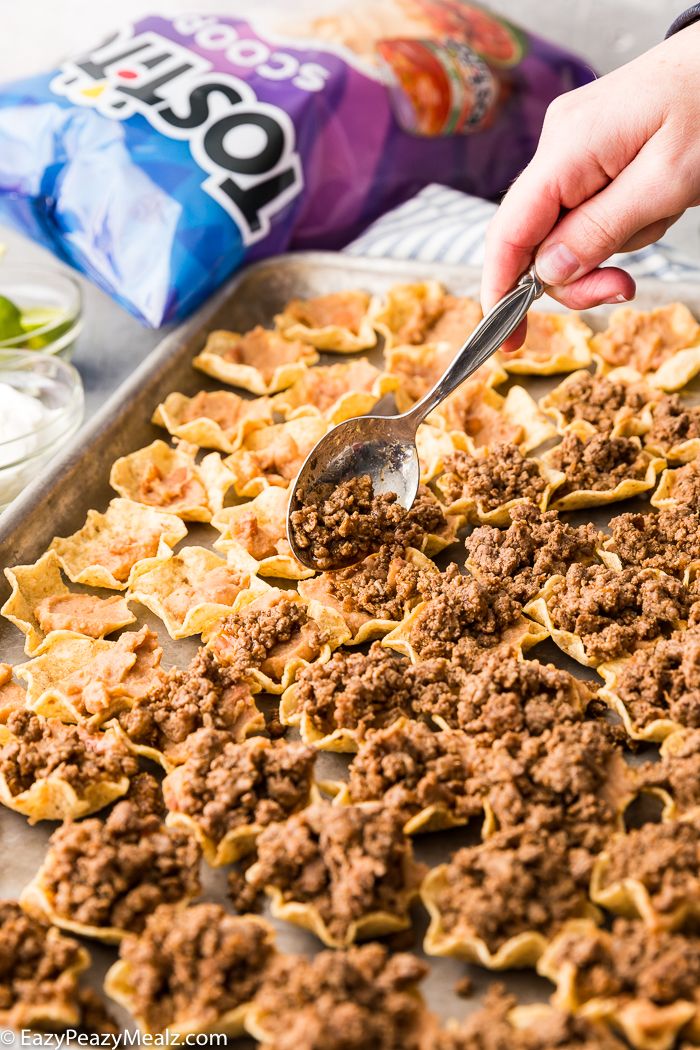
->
xmin=482 ymin=22 xmax=700 ymax=348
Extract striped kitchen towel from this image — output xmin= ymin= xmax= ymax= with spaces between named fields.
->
xmin=344 ymin=183 xmax=700 ymax=282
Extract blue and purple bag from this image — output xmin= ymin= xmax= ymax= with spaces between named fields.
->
xmin=0 ymin=2 xmax=594 ymax=326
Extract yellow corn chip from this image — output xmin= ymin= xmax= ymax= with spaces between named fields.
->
xmin=211 ymin=487 xmax=314 ymax=580
xmin=538 ymin=919 xmax=699 ymax=1050
xmin=0 ymin=718 xmax=134 ymax=823
xmin=643 ymin=397 xmax=700 ymax=465
xmin=0 ymin=664 xmax=26 ymax=720
xmin=429 ymin=383 xmax=556 ymax=453
xmin=275 ymin=290 xmax=378 ymax=351
xmin=17 ymin=626 xmax=163 ymax=724
xmin=20 ymin=870 xmax=194 ymax=947
xmin=50 ymin=498 xmax=187 ymax=590
xmin=589 ymin=818 xmax=700 ymax=933
xmin=384 ymin=341 xmax=506 ymax=413
xmin=540 ymin=367 xmax=655 ymax=438
xmin=592 ymin=302 xmax=700 ymax=391
xmin=542 ymin=427 xmax=665 ymax=511
xmin=327 ymin=718 xmax=487 ymax=832
xmin=2 ymin=550 xmax=135 ymax=656
xmin=104 ymin=910 xmax=276 ymax=1037
xmin=163 ymin=737 xmax=319 ymax=866
xmin=152 ymin=389 xmax=273 ymax=452
xmin=372 ymin=281 xmax=482 ymax=350
xmin=224 ymin=416 xmax=328 ymax=498
xmin=415 ymin=424 xmax=459 ymax=484
xmin=245 ymin=803 xmax=424 ymax=949
xmin=203 ymin=587 xmax=350 ymax=694
xmin=272 ymin=358 xmax=396 ymax=424
xmin=193 ymin=326 xmax=318 ymax=394
xmin=597 ymin=627 xmax=700 ymax=742
xmin=495 ymin=310 xmax=592 ymax=375
xmin=383 ymin=600 xmax=548 ymax=665
xmin=525 ymin=571 xmax=685 ymax=669
xmin=642 ymin=728 xmax=700 ymax=823
xmin=107 ymin=657 xmax=264 ymax=773
xmin=434 ymin=446 xmax=564 ymax=527
xmin=421 ymin=854 xmax=599 ymax=971
xmin=297 ymin=547 xmax=438 ymax=644
xmin=651 ymin=456 xmax=700 ymax=510
xmin=0 ymin=902 xmax=90 ymax=1031
xmin=110 ymin=440 xmax=234 ymax=522
xmin=128 ymin=545 xmax=268 ymax=639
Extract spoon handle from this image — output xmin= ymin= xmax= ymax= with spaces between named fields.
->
xmin=400 ymin=265 xmax=545 ymax=429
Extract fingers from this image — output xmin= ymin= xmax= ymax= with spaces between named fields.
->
xmin=499 ymin=267 xmax=636 ymax=353
xmin=542 ymin=266 xmax=636 ymax=310
xmin=481 ymin=164 xmax=563 ymax=313
xmin=534 ymin=140 xmax=687 ymax=286
xmin=480 ymin=86 xmax=624 ymax=314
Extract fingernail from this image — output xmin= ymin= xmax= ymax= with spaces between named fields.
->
xmin=535 ymin=243 xmax=580 ymax=285
xmin=603 ymin=293 xmax=630 ymax=304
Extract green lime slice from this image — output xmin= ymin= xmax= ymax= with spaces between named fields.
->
xmin=0 ymin=295 xmax=24 ymax=342
xmin=20 ymin=305 xmax=68 ymax=332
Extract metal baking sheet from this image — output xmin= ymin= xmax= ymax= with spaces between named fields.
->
xmin=0 ymin=253 xmax=698 ymax=1043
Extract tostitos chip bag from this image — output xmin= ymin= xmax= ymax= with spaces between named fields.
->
xmin=0 ymin=2 xmax=594 ymax=326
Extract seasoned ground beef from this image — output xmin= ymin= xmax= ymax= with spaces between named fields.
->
xmin=432 ymin=826 xmax=590 ymax=953
xmin=598 ymin=818 xmax=700 ymax=921
xmin=547 ymin=431 xmax=648 ymax=494
xmin=251 ymin=943 xmax=430 ymax=1050
xmin=640 ymin=728 xmax=700 ymax=816
xmin=416 ymin=654 xmax=591 ymax=739
xmin=328 ymin=545 xmax=436 ymax=621
xmin=116 ymin=903 xmax=274 ymax=1033
xmin=0 ymin=709 xmax=137 ymax=796
xmin=163 ymin=729 xmax=315 ymax=844
xmin=607 ymin=508 xmax=700 ymax=579
xmin=547 ymin=564 xmax=688 ymax=662
xmin=483 ymin=721 xmax=627 ymax=868
xmin=465 ymin=504 xmax=603 ymax=604
xmin=125 ymin=770 xmax=167 ymax=818
xmin=612 ymin=626 xmax=700 ymax=730
xmin=289 ymin=475 xmax=445 ymax=570
xmin=116 ymin=647 xmax=258 ymax=757
xmin=208 ymin=594 xmax=322 ymax=679
xmin=291 ymin=644 xmax=432 ymax=740
xmin=437 ymin=985 xmax=626 ymax=1050
xmin=549 ymin=371 xmax=650 ymax=432
xmin=548 ymin=919 xmax=700 ymax=1005
xmin=408 ymin=568 xmax=522 ymax=667
xmin=345 ymin=720 xmax=488 ymax=827
xmin=40 ymin=782 xmax=201 ymax=933
xmin=647 ymin=394 xmax=700 ymax=449
xmin=666 ymin=456 xmax=700 ymax=508
xmin=439 ymin=444 xmax=546 ymax=511
xmin=249 ymin=803 xmax=421 ymax=943
xmin=0 ymin=901 xmax=87 ymax=1026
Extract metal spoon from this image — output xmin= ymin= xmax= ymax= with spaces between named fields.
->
xmin=287 ymin=266 xmax=545 ymax=569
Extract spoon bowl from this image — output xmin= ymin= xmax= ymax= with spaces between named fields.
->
xmin=287 ymin=267 xmax=544 ymax=570
xmin=287 ymin=412 xmax=421 ymax=566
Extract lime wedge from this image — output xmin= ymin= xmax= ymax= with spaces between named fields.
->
xmin=0 ymin=295 xmax=24 ymax=342
xmin=20 ymin=306 xmax=68 ymax=332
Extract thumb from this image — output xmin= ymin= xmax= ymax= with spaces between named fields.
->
xmin=534 ymin=150 xmax=682 ymax=286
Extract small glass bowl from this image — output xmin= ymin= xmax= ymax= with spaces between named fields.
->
xmin=0 ymin=267 xmax=83 ymax=359
xmin=0 ymin=351 xmax=84 ymax=513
